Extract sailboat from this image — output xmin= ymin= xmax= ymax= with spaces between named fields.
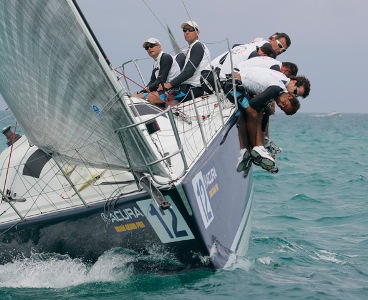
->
xmin=0 ymin=0 xmax=253 ymax=270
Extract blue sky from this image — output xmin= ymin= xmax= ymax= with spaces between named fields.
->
xmin=1 ymin=0 xmax=367 ymax=113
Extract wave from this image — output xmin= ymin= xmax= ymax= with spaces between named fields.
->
xmin=309 ymin=249 xmax=347 ymax=265
xmin=290 ymin=193 xmax=322 ymax=203
xmin=0 ymin=250 xmax=139 ymax=289
xmin=251 ymin=236 xmax=351 ymax=269
xmin=0 ymin=246 xmax=204 ymax=289
xmin=348 ymin=174 xmax=367 ymax=183
xmin=252 ymin=236 xmax=297 ymax=250
xmin=315 ymin=215 xmax=357 ymax=224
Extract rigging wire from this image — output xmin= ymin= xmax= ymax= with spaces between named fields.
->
xmin=2 ymin=120 xmax=18 ymax=200
xmin=141 ymin=0 xmax=180 ymax=50
xmin=0 ymin=112 xmax=15 ymax=123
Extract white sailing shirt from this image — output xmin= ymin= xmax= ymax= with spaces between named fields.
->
xmin=216 ymin=43 xmax=258 ymax=80
xmin=182 ymin=40 xmax=211 ymax=87
xmin=239 ymin=67 xmax=290 ymax=95
xmin=237 ymin=56 xmax=282 ymax=71
xmin=153 ymin=51 xmax=180 ymax=83
xmin=252 ymin=37 xmax=268 ymax=48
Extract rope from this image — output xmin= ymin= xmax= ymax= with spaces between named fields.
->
xmin=114 ymin=68 xmax=163 ymax=102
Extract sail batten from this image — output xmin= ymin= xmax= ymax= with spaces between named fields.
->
xmin=0 ymin=0 xmax=167 ymax=176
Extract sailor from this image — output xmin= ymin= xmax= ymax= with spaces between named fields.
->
xmin=236 ymin=56 xmax=298 ymax=78
xmin=2 ymin=125 xmax=21 ymax=147
xmin=252 ymin=32 xmax=291 ymax=56
xmin=201 ymin=43 xmax=276 ymax=94
xmin=162 ymin=21 xmax=211 ymax=102
xmin=229 ymin=67 xmax=310 ymax=175
xmin=135 ymin=38 xmax=180 ymax=106
xmin=212 ymin=32 xmax=291 ymax=82
xmin=235 ymin=57 xmax=299 ymax=155
xmin=211 ymin=43 xmax=274 ymax=82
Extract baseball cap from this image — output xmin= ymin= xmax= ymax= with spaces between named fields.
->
xmin=142 ymin=38 xmax=160 ymax=48
xmin=180 ymin=21 xmax=199 ymax=30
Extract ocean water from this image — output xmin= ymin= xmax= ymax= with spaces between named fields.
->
xmin=0 ymin=112 xmax=367 ymax=299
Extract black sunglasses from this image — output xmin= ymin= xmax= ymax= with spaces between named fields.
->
xmin=276 ymin=39 xmax=286 ymax=53
xmin=293 ymin=88 xmax=298 ymax=97
xmin=183 ymin=28 xmax=196 ymax=32
xmin=144 ymin=44 xmax=157 ymax=50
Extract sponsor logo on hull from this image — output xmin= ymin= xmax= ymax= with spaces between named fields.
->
xmin=191 ymin=167 xmax=219 ymax=229
xmin=100 ymin=196 xmax=194 ymax=243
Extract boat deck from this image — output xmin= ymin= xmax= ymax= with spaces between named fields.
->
xmin=0 ymin=94 xmax=236 ymax=225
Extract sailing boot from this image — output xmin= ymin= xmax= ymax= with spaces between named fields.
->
xmin=236 ymin=148 xmax=251 ymax=172
xmin=250 ymin=146 xmax=275 ymax=169
xmin=265 ymin=137 xmax=282 ymax=155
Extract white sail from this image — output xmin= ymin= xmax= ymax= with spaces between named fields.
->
xmin=0 ymin=0 xmax=167 ymax=176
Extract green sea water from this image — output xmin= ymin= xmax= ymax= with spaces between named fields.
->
xmin=0 ymin=112 xmax=367 ymax=299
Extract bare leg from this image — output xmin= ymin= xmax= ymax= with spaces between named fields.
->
xmin=133 ymin=93 xmax=145 ymax=99
xmin=237 ymin=110 xmax=248 ymax=150
xmin=263 ymin=102 xmax=275 ymax=142
xmin=264 ymin=121 xmax=269 ymax=143
xmin=146 ymin=92 xmax=165 ymax=106
xmin=255 ymin=112 xmax=264 ymax=146
xmin=244 ymin=107 xmax=258 ymax=149
xmin=236 ymin=109 xmax=254 ymax=173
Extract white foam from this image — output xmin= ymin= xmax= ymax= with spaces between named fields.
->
xmin=0 ymin=251 xmax=134 ymax=289
xmin=257 ymin=256 xmax=273 ymax=265
xmin=310 ymin=249 xmax=346 ymax=265
xmin=224 ymin=255 xmax=253 ymax=271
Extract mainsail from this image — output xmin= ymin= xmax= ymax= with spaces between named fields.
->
xmin=0 ymin=0 xmax=166 ymax=176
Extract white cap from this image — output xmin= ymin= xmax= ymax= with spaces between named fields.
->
xmin=181 ymin=21 xmax=199 ymax=30
xmin=142 ymin=38 xmax=160 ymax=48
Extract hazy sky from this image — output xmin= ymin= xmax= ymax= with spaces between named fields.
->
xmin=1 ymin=0 xmax=367 ymax=113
